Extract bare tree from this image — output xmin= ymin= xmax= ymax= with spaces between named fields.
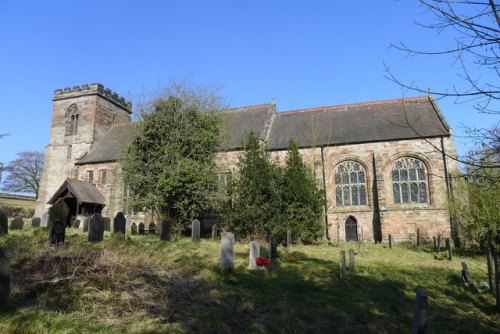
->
xmin=1 ymin=151 xmax=44 ymax=198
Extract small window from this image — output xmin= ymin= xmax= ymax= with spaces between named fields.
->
xmin=87 ymin=171 xmax=94 ymax=183
xmin=101 ymin=170 xmax=107 ymax=185
xmin=65 ymin=104 xmax=80 ymax=136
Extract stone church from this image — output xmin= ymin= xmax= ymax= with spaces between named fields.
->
xmin=35 ymin=83 xmax=457 ymax=242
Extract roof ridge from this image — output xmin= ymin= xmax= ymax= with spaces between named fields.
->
xmin=279 ymin=96 xmax=429 ymax=116
xmin=225 ymin=103 xmax=274 ymax=112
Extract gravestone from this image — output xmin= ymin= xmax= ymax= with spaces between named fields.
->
xmin=437 ymin=235 xmax=442 ymax=252
xmin=72 ymin=219 xmax=80 ymax=228
xmin=287 ymin=229 xmax=292 ymax=248
xmin=81 ymin=216 xmax=90 ymax=233
xmin=389 ymin=234 xmax=392 ymax=249
xmin=0 ymin=249 xmax=10 ymax=309
xmin=416 ymin=228 xmax=421 ymax=246
xmin=131 ymin=223 xmax=138 ymax=235
xmin=339 ymin=250 xmax=346 ymax=279
xmin=211 ymin=224 xmax=218 ymax=241
xmin=349 ymin=249 xmax=355 ymax=272
xmin=49 ymin=220 xmax=66 ymax=246
xmin=41 ymin=211 xmax=49 ymax=227
xmin=461 ymin=262 xmax=474 ymax=286
xmin=138 ymin=222 xmax=145 ymax=235
xmin=446 ymin=238 xmax=452 ymax=260
xmin=113 ymin=212 xmax=126 ymax=235
xmin=487 ymin=246 xmax=496 ymax=296
xmin=160 ymin=219 xmax=171 ymax=241
xmin=220 ymin=232 xmax=234 ymax=274
xmin=10 ymin=216 xmax=24 ymax=230
xmin=148 ymin=222 xmax=156 ymax=235
xmin=248 ymin=241 xmax=260 ymax=269
xmin=493 ymin=248 xmax=500 ymax=311
xmin=103 ymin=217 xmax=111 ymax=231
xmin=192 ymin=219 xmax=200 ymax=242
xmin=31 ymin=217 xmax=41 ymax=228
xmin=88 ymin=213 xmax=104 ymax=242
xmin=269 ymin=236 xmax=278 ymax=259
xmin=126 ymin=215 xmax=132 ymax=230
xmin=411 ymin=288 xmax=428 ymax=334
xmin=48 ymin=198 xmax=69 ymax=230
xmin=433 ymin=236 xmax=437 ymax=252
xmin=0 ymin=209 xmax=8 ymax=235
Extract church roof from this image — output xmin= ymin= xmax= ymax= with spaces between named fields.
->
xmin=76 ymin=95 xmax=450 ymax=165
xmin=47 ymin=178 xmax=105 ymax=205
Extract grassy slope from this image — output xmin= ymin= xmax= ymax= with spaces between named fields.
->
xmin=0 ymin=227 xmax=499 ymax=334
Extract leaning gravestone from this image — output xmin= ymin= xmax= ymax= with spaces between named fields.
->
xmin=269 ymin=236 xmax=278 ymax=259
xmin=0 ymin=248 xmax=10 ymax=309
xmin=211 ymin=224 xmax=218 ymax=241
xmin=41 ymin=211 xmax=49 ymax=227
xmin=10 ymin=216 xmax=24 ymax=230
xmin=31 ymin=217 xmax=41 ymax=228
xmin=131 ymin=223 xmax=138 ymax=235
xmin=113 ymin=212 xmax=126 ymax=235
xmin=49 ymin=220 xmax=66 ymax=246
xmin=248 ymin=241 xmax=260 ymax=269
xmin=192 ymin=219 xmax=200 ymax=243
xmin=148 ymin=222 xmax=156 ymax=235
xmin=103 ymin=217 xmax=111 ymax=231
xmin=138 ymin=222 xmax=145 ymax=235
xmin=160 ymin=219 xmax=171 ymax=241
xmin=0 ymin=209 xmax=8 ymax=235
xmin=88 ymin=213 xmax=104 ymax=242
xmin=220 ymin=232 xmax=235 ymax=274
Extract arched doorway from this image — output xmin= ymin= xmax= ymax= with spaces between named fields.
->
xmin=345 ymin=216 xmax=358 ymax=242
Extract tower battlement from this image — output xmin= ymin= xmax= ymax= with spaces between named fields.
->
xmin=54 ymin=83 xmax=132 ymax=112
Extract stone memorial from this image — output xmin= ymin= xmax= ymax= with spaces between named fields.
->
xmin=148 ymin=222 xmax=156 ymax=235
xmin=49 ymin=220 xmax=66 ymax=246
xmin=248 ymin=241 xmax=260 ymax=269
xmin=138 ymin=222 xmax=145 ymax=235
xmin=88 ymin=213 xmax=104 ymax=242
xmin=0 ymin=249 xmax=10 ymax=309
xmin=411 ymin=288 xmax=428 ymax=334
xmin=211 ymin=224 xmax=218 ymax=241
xmin=10 ymin=216 xmax=24 ymax=230
xmin=131 ymin=223 xmax=138 ymax=235
xmin=48 ymin=198 xmax=69 ymax=230
xmin=339 ymin=250 xmax=346 ymax=279
xmin=31 ymin=217 xmax=41 ymax=228
xmin=103 ymin=217 xmax=111 ymax=231
xmin=81 ymin=216 xmax=90 ymax=233
xmin=113 ymin=212 xmax=126 ymax=235
xmin=0 ymin=209 xmax=8 ymax=235
xmin=160 ymin=219 xmax=171 ymax=241
xmin=349 ymin=249 xmax=355 ymax=272
xmin=72 ymin=219 xmax=80 ymax=228
xmin=192 ymin=219 xmax=200 ymax=242
xmin=126 ymin=215 xmax=132 ymax=230
xmin=269 ymin=236 xmax=278 ymax=259
xmin=220 ymin=232 xmax=235 ymax=274
xmin=41 ymin=211 xmax=49 ymax=227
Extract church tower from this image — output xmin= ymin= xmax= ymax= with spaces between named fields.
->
xmin=35 ymin=83 xmax=132 ymax=218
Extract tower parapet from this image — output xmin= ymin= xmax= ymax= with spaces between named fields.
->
xmin=54 ymin=83 xmax=132 ymax=112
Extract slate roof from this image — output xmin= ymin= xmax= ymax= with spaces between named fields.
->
xmin=268 ymin=96 xmax=450 ymax=150
xmin=48 ymin=178 xmax=105 ymax=204
xmin=75 ymin=95 xmax=450 ymax=165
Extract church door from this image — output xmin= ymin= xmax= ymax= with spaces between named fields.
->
xmin=345 ymin=217 xmax=358 ymax=242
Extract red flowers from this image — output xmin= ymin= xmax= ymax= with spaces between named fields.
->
xmin=256 ymin=256 xmax=270 ymax=266
xmin=287 ymin=257 xmax=298 ymax=262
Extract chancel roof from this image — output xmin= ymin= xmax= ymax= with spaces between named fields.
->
xmin=75 ymin=95 xmax=450 ymax=165
xmin=47 ymin=178 xmax=105 ymax=205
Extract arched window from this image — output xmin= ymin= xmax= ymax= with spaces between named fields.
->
xmin=392 ymin=157 xmax=427 ymax=204
xmin=335 ymin=161 xmax=367 ymax=206
xmin=65 ymin=104 xmax=80 ymax=136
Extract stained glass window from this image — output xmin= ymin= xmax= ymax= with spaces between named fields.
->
xmin=392 ymin=158 xmax=428 ymax=204
xmin=334 ymin=161 xmax=367 ymax=206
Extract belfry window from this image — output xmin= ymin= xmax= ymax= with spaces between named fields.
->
xmin=65 ymin=104 xmax=80 ymax=136
xmin=392 ymin=157 xmax=428 ymax=204
xmin=335 ymin=161 xmax=367 ymax=206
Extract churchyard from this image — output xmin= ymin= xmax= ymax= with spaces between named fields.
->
xmin=0 ymin=215 xmax=499 ymax=333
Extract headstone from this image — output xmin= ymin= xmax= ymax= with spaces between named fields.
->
xmin=49 ymin=220 xmax=66 ymax=246
xmin=287 ymin=229 xmax=292 ymax=248
xmin=131 ymin=223 xmax=138 ymax=235
xmin=10 ymin=216 xmax=24 ymax=230
xmin=113 ymin=212 xmax=126 ymax=235
xmin=48 ymin=198 xmax=69 ymax=231
xmin=494 ymin=249 xmax=500 ymax=312
xmin=269 ymin=236 xmax=278 ymax=259
xmin=437 ymin=235 xmax=442 ymax=252
xmin=72 ymin=219 xmax=80 ymax=228
xmin=192 ymin=219 xmax=200 ymax=242
xmin=138 ymin=222 xmax=145 ymax=235
xmin=160 ymin=219 xmax=171 ymax=241
xmin=416 ymin=228 xmax=421 ymax=246
xmin=461 ymin=262 xmax=474 ymax=286
xmin=433 ymin=236 xmax=437 ymax=252
xmin=446 ymin=238 xmax=452 ymax=260
xmin=0 ymin=249 xmax=10 ymax=309
xmin=148 ymin=222 xmax=156 ymax=235
xmin=31 ymin=217 xmax=41 ymax=228
xmin=487 ymin=246 xmax=496 ymax=296
xmin=103 ymin=217 xmax=111 ymax=231
xmin=248 ymin=241 xmax=260 ymax=269
xmin=211 ymin=224 xmax=218 ymax=241
xmin=41 ymin=211 xmax=49 ymax=227
xmin=220 ymin=232 xmax=235 ymax=274
xmin=411 ymin=288 xmax=428 ymax=334
xmin=0 ymin=209 xmax=8 ymax=235
xmin=81 ymin=216 xmax=90 ymax=233
xmin=88 ymin=213 xmax=104 ymax=242
xmin=349 ymin=249 xmax=355 ymax=272
xmin=339 ymin=250 xmax=346 ymax=279
xmin=126 ymin=215 xmax=132 ymax=230
xmin=389 ymin=234 xmax=392 ymax=249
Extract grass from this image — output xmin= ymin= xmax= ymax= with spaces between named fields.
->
xmin=0 ymin=226 xmax=499 ymax=333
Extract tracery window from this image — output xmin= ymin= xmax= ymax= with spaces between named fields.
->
xmin=335 ymin=161 xmax=367 ymax=206
xmin=65 ymin=104 xmax=80 ymax=136
xmin=392 ymin=157 xmax=427 ymax=204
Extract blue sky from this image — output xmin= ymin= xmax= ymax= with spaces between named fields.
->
xmin=0 ymin=1 xmax=498 ymax=173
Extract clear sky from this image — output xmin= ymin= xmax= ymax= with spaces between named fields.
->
xmin=0 ymin=1 xmax=498 ymax=174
